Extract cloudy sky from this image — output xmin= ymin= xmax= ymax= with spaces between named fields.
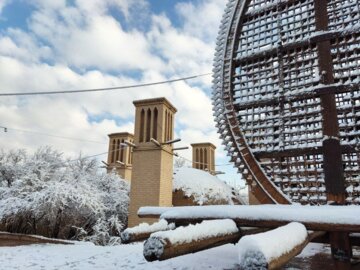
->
xmin=0 ymin=0 xmax=243 ymax=186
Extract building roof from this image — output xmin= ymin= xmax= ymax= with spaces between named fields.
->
xmin=108 ymin=132 xmax=134 ymax=138
xmin=191 ymin=142 xmax=217 ymax=149
xmin=133 ymin=97 xmax=177 ymax=113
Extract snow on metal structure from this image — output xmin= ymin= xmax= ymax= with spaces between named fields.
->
xmin=212 ymin=0 xmax=360 ymax=205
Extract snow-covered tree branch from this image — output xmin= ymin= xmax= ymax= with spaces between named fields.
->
xmin=0 ymin=147 xmax=129 ymax=245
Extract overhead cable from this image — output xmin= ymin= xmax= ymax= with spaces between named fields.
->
xmin=0 ymin=125 xmax=106 ymax=144
xmin=0 ymin=73 xmax=212 ymax=97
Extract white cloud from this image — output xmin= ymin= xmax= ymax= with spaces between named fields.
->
xmin=75 ymin=0 xmax=148 ymax=20
xmin=175 ymin=0 xmax=225 ymax=43
xmin=148 ymin=14 xmax=214 ymax=80
xmin=27 ymin=4 xmax=163 ymax=72
xmin=0 ymin=29 xmax=52 ymax=63
xmin=60 ymin=16 xmax=163 ymax=71
xmin=0 ymin=0 xmax=12 ymax=15
xmin=0 ymin=0 xmax=242 ymax=183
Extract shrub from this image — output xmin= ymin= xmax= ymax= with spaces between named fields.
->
xmin=0 ymin=147 xmax=129 ymax=245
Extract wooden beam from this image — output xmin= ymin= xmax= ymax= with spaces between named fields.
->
xmin=143 ymin=226 xmax=268 ymax=261
xmin=162 ymin=218 xmax=360 ymax=233
xmin=239 ymin=229 xmax=325 ymax=270
xmin=138 ymin=205 xmax=360 ymax=233
xmin=234 ymin=83 xmax=360 ymax=111
xmin=254 ymin=144 xmax=356 ymax=159
xmin=313 ymin=0 xmax=352 ymax=267
xmin=0 ymin=232 xmax=73 ymax=247
xmin=144 ymin=231 xmax=241 ymax=261
xmin=234 ymin=28 xmax=359 ymax=65
xmin=243 ymin=0 xmax=302 ymax=18
xmin=121 ymin=231 xmax=156 ymax=244
xmin=270 ymin=231 xmax=325 ymax=269
xmin=120 ymin=220 xmax=175 ymax=244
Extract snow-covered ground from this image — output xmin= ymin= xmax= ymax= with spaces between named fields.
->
xmin=0 ymin=241 xmax=327 ymax=270
xmin=0 ymin=242 xmax=239 ymax=270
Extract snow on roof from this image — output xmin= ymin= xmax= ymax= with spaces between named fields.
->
xmin=173 ymin=167 xmax=243 ymax=205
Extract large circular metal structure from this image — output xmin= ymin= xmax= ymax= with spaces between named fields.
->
xmin=213 ymin=0 xmax=360 ymax=205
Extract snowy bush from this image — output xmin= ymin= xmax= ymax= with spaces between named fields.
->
xmin=0 ymin=147 xmax=129 ymax=245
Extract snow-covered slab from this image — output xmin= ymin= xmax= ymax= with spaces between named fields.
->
xmin=143 ymin=219 xmax=240 ymax=261
xmin=238 ymin=222 xmax=308 ymax=269
xmin=138 ymin=207 xmax=172 ymax=218
xmin=139 ymin=205 xmax=360 ymax=232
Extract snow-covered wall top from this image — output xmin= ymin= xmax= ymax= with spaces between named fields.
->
xmin=173 ymin=167 xmax=244 ymax=205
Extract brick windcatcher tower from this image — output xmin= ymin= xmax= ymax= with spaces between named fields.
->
xmin=107 ymin=132 xmax=134 ymax=181
xmin=128 ymin=97 xmax=177 ymax=226
xmin=191 ymin=143 xmax=216 ymax=175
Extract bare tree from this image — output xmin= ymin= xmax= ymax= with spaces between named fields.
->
xmin=174 ymin=157 xmax=186 ymax=168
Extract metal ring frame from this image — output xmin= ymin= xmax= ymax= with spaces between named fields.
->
xmin=213 ymin=0 xmax=360 ymax=205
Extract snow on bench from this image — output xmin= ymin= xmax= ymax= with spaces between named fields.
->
xmin=120 ymin=220 xmax=175 ymax=244
xmin=138 ymin=205 xmax=360 ymax=232
xmin=138 ymin=207 xmax=172 ymax=218
xmin=238 ymin=222 xmax=309 ymax=269
xmin=143 ymin=219 xmax=241 ymax=261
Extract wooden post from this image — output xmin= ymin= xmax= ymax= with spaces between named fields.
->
xmin=239 ymin=228 xmax=325 ymax=270
xmin=144 ymin=231 xmax=242 ymax=261
xmin=313 ymin=1 xmax=352 ymax=267
xmin=120 ymin=220 xmax=175 ymax=244
xmin=144 ymin=220 xmax=267 ymax=261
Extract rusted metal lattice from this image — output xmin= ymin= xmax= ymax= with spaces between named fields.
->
xmin=213 ymin=0 xmax=360 ymax=205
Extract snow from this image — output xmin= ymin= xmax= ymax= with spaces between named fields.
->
xmin=139 ymin=205 xmax=360 ymax=226
xmin=138 ymin=207 xmax=172 ymax=217
xmin=238 ymin=222 xmax=308 ymax=269
xmin=173 ymin=167 xmax=244 ymax=205
xmin=121 ymin=220 xmax=175 ymax=242
xmin=0 ymin=241 xmax=240 ymax=270
xmin=150 ymin=219 xmax=238 ymax=245
xmin=0 ymin=240 xmax=344 ymax=269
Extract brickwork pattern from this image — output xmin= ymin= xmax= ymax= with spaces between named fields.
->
xmin=128 ymin=98 xmax=177 ymax=227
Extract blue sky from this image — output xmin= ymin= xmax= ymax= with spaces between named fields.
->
xmin=0 ymin=0 xmax=244 ymax=187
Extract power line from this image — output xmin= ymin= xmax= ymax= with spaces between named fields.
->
xmin=1 ymin=125 xmax=233 ymax=167
xmin=0 ymin=125 xmax=107 ymax=144
xmin=174 ymin=152 xmax=232 ymax=167
xmin=0 ymin=73 xmax=212 ymax=97
xmin=1 ymin=122 xmax=232 ymax=167
xmin=67 ymin=151 xmax=110 ymax=162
